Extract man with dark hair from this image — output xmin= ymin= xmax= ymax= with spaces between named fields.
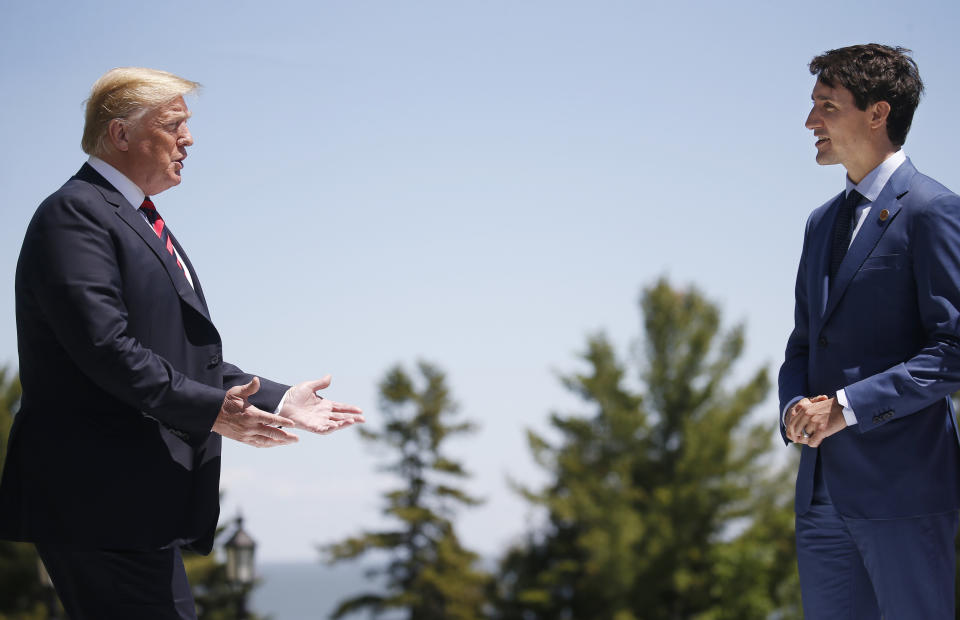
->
xmin=780 ymin=44 xmax=960 ymax=618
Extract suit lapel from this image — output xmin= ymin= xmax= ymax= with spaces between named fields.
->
xmin=168 ymin=232 xmax=210 ymax=311
xmin=78 ymin=164 xmax=213 ymax=322
xmin=820 ymin=159 xmax=917 ymax=325
xmin=812 ymin=192 xmax=845 ymax=321
xmin=113 ymin=207 xmax=213 ymax=322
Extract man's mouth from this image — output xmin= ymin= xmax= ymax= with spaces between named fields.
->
xmin=815 ymin=136 xmax=830 ymax=147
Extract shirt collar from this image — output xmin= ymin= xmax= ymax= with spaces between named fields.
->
xmin=845 ymin=149 xmax=907 ymax=202
xmin=87 ymin=156 xmax=146 ymax=210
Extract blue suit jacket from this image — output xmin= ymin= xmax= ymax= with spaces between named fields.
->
xmin=0 ymin=164 xmax=289 ymax=553
xmin=779 ymin=158 xmax=960 ymax=518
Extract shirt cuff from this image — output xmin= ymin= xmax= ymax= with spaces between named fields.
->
xmin=836 ymin=388 xmax=857 ymax=426
xmin=782 ymin=396 xmax=804 ymax=427
xmin=274 ymin=388 xmax=290 ymax=415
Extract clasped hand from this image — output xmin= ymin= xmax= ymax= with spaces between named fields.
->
xmin=786 ymin=394 xmax=846 ymax=448
xmin=212 ymin=375 xmax=364 ymax=448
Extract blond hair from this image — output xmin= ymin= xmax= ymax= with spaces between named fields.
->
xmin=81 ymin=67 xmax=200 ymax=156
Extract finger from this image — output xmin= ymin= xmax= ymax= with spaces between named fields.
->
xmin=329 ymin=401 xmax=364 ymax=414
xmin=257 ymin=423 xmax=299 ymax=442
xmin=788 ymin=408 xmax=805 ymax=436
xmin=250 ymin=433 xmax=298 ymax=448
xmin=240 ymin=405 xmax=296 ymax=428
xmin=324 ymin=410 xmax=366 ymax=424
xmin=789 ymin=399 xmax=810 ymax=425
xmin=810 ymin=394 xmax=829 ymax=402
xmin=302 ymin=375 xmax=333 ymax=394
xmin=330 ymin=416 xmax=366 ymax=428
xmin=230 ymin=376 xmax=261 ymax=398
xmin=314 ymin=420 xmax=351 ymax=435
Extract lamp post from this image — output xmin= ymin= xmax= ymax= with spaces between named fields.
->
xmin=224 ymin=514 xmax=256 ymax=620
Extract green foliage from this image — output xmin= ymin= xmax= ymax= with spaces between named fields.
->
xmin=323 ymin=361 xmax=489 ymax=619
xmin=494 ymin=278 xmax=801 ymax=619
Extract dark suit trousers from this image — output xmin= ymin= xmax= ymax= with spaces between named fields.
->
xmin=796 ymin=453 xmax=958 ymax=619
xmin=36 ymin=544 xmax=196 ymax=620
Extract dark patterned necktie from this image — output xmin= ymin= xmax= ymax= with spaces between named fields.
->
xmin=829 ymin=189 xmax=865 ymax=281
xmin=139 ymin=197 xmax=186 ymax=276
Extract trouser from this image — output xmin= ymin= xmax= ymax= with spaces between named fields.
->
xmin=796 ymin=453 xmax=958 ymax=619
xmin=36 ymin=543 xmax=197 ymax=620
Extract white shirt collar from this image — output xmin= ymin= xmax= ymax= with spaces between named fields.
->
xmin=87 ymin=155 xmax=146 ymax=210
xmin=87 ymin=156 xmax=195 ymax=288
xmin=845 ymin=149 xmax=907 ymax=202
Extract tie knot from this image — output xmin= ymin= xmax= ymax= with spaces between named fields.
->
xmin=139 ymin=198 xmax=162 ymax=225
xmin=844 ymin=190 xmax=865 ymax=209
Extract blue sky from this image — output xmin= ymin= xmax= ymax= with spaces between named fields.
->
xmin=3 ymin=1 xmax=960 ymax=562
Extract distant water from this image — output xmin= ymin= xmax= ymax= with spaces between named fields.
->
xmin=251 ymin=561 xmax=401 ymax=620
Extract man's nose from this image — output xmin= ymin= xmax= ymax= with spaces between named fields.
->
xmin=178 ymin=124 xmax=193 ymax=147
xmin=805 ymin=109 xmax=820 ymax=130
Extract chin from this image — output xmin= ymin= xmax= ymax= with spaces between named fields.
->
xmin=815 ymin=153 xmax=837 ymax=166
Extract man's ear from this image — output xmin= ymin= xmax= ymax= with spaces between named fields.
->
xmin=870 ymin=100 xmax=891 ymax=131
xmin=106 ymin=119 xmax=130 ymax=152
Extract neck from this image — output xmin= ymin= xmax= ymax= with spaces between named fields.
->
xmin=96 ymin=152 xmax=145 ymax=193
xmin=846 ymin=145 xmax=898 ymax=185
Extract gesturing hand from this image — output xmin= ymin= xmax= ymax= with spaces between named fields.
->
xmin=212 ymin=377 xmax=299 ymax=447
xmin=279 ymin=375 xmax=365 ymax=435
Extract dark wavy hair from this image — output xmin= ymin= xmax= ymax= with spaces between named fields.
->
xmin=809 ymin=44 xmax=923 ymax=147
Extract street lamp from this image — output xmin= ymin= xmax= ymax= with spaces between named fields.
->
xmin=224 ymin=514 xmax=256 ymax=619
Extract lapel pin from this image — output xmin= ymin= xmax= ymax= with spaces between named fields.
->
xmin=879 ymin=209 xmax=889 ymax=222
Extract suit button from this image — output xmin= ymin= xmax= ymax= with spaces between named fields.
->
xmin=872 ymin=416 xmax=882 ymax=424
xmin=818 ymin=336 xmax=828 ymax=347
xmin=208 ymin=353 xmax=221 ymax=368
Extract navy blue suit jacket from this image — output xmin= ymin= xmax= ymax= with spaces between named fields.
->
xmin=0 ymin=164 xmax=288 ymax=554
xmin=779 ymin=158 xmax=960 ymax=518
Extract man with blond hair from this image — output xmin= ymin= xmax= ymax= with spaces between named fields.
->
xmin=0 ymin=67 xmax=365 ymax=619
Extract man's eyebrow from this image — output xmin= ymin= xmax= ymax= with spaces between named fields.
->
xmin=812 ymin=95 xmax=834 ymax=102
xmin=158 ymin=110 xmax=191 ymax=122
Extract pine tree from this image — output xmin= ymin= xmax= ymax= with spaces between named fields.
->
xmin=323 ymin=361 xmax=489 ymax=619
xmin=494 ymin=278 xmax=801 ymax=619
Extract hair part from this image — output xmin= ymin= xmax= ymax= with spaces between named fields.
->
xmin=81 ymin=67 xmax=200 ymax=157
xmin=809 ymin=44 xmax=923 ymax=147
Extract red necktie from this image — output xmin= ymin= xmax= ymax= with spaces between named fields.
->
xmin=139 ymin=197 xmax=185 ymax=275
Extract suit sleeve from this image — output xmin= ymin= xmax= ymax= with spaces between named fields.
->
xmin=778 ymin=215 xmax=813 ymax=445
xmin=25 ymin=193 xmax=228 ymax=445
xmin=844 ymin=192 xmax=960 ymax=431
xmin=221 ymin=362 xmax=289 ymax=412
